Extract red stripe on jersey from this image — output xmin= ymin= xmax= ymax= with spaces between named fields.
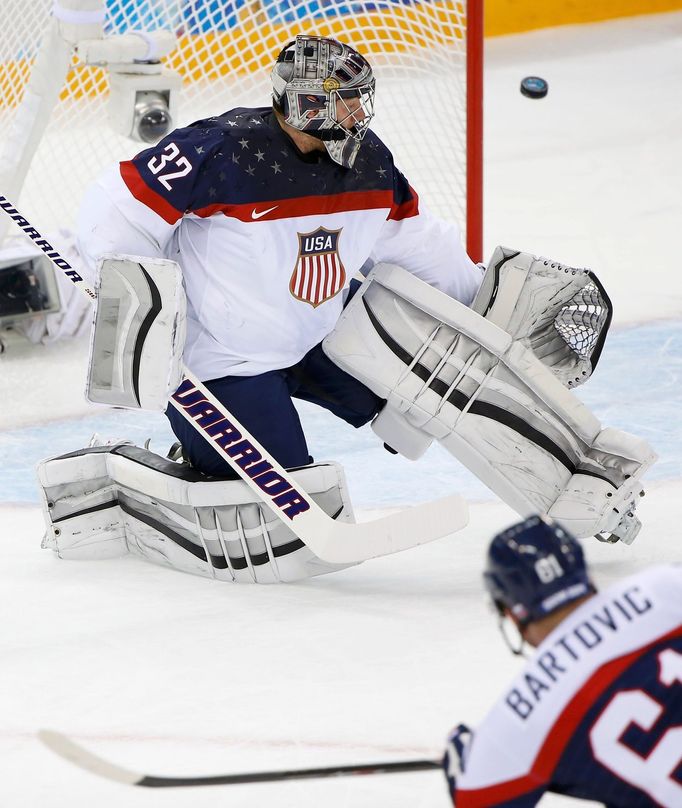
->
xmin=192 ymin=189 xmax=398 ymax=222
xmin=118 ymin=166 xmax=419 ymax=226
xmin=289 ymin=262 xmax=303 ymax=297
xmin=314 ymin=257 xmax=322 ymax=304
xmin=325 ymin=254 xmax=334 ymax=300
xmin=388 ymin=184 xmax=420 ymax=221
xmin=304 ymin=258 xmax=313 ymax=301
xmin=119 ymin=162 xmax=183 ymax=225
xmin=455 ymin=624 xmax=682 ymax=807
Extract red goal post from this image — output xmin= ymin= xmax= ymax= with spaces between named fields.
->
xmin=0 ymin=0 xmax=483 ymax=259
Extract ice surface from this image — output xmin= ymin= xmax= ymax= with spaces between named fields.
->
xmin=1 ymin=12 xmax=682 ymax=807
xmin=1 ymin=320 xmax=681 ymax=507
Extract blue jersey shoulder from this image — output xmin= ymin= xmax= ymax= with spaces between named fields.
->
xmin=122 ymin=106 xmax=416 ymax=217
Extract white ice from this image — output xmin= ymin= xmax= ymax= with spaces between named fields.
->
xmin=1 ymin=12 xmax=682 ymax=807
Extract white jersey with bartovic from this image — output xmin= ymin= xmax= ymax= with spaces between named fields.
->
xmin=453 ymin=564 xmax=682 ymax=807
xmin=77 ymin=107 xmax=481 ymax=381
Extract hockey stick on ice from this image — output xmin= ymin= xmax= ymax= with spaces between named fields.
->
xmin=39 ymin=730 xmax=441 ymax=787
xmin=0 ymin=195 xmax=468 ymax=564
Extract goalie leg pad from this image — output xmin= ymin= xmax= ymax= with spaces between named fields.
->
xmin=323 ymin=261 xmax=655 ymax=541
xmin=86 ymin=254 xmax=186 ymax=411
xmin=37 ymin=445 xmax=356 ymax=583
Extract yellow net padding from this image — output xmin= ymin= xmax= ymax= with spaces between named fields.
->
xmin=1 ymin=4 xmax=466 ymax=106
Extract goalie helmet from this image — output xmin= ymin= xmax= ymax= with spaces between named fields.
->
xmin=483 ymin=516 xmax=594 ymax=628
xmin=271 ymin=35 xmax=375 ymax=169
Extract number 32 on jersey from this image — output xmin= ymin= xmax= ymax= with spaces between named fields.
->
xmin=147 ymin=142 xmax=193 ymax=191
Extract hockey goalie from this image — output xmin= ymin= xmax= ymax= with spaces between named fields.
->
xmin=35 ymin=36 xmax=655 ymax=584
xmin=37 ymin=244 xmax=655 ymax=584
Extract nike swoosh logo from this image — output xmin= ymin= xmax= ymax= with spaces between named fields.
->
xmin=251 ymin=206 xmax=278 ymax=220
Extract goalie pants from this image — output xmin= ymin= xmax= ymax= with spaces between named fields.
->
xmin=166 ymin=342 xmax=384 ymax=477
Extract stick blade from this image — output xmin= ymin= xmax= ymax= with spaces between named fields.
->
xmin=316 ymin=493 xmax=469 ymax=564
xmin=38 ymin=730 xmax=143 ymax=786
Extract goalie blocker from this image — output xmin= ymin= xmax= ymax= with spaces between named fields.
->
xmin=323 ymin=248 xmax=656 ymax=544
xmin=86 ymin=254 xmax=186 ymax=411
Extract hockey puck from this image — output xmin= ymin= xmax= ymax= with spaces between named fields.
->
xmin=520 ymin=76 xmax=548 ymax=99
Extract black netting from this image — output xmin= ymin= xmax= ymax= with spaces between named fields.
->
xmin=553 ymin=282 xmax=609 ymax=361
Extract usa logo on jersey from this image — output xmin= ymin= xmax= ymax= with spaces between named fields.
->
xmin=290 ymin=227 xmax=346 ymax=308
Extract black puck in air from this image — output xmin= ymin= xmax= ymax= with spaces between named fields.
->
xmin=520 ymin=76 xmax=548 ymax=99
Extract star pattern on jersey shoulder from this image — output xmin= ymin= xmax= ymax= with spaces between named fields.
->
xmin=190 ymin=116 xmax=396 ymax=204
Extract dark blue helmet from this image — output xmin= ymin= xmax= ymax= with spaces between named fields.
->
xmin=483 ymin=515 xmax=594 ymax=627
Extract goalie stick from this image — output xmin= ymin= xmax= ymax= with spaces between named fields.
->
xmin=38 ymin=730 xmax=441 ymax=787
xmin=0 ymin=195 xmax=468 ymax=564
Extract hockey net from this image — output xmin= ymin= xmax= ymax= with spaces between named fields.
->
xmin=0 ymin=0 xmax=482 ymax=256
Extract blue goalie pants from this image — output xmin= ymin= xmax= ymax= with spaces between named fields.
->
xmin=166 ymin=343 xmax=384 ymax=477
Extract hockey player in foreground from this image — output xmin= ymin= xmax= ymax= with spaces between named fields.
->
xmin=443 ymin=515 xmax=682 ymax=807
xmin=37 ymin=36 xmax=654 ymax=583
xmin=36 ymin=515 xmax=681 ymax=797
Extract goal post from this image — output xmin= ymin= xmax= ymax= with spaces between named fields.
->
xmin=466 ymin=0 xmax=484 ymax=262
xmin=0 ymin=0 xmax=483 ymax=258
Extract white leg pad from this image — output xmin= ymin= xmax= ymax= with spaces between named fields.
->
xmin=323 ymin=261 xmax=656 ymax=542
xmin=37 ymin=444 xmax=357 ymax=583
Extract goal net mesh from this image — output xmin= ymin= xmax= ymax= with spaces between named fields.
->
xmin=1 ymin=0 xmax=473 ymax=242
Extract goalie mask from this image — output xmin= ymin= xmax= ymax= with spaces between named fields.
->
xmin=271 ymin=35 xmax=375 ymax=168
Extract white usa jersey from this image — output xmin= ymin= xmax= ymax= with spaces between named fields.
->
xmin=77 ymin=107 xmax=481 ymax=381
xmin=453 ymin=565 xmax=682 ymax=807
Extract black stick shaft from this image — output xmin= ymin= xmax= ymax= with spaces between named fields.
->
xmin=138 ymin=759 xmax=442 ymax=788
